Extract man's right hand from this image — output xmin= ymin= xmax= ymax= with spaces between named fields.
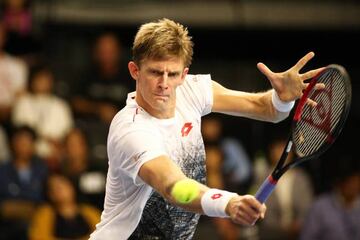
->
xmin=225 ymin=194 xmax=266 ymax=226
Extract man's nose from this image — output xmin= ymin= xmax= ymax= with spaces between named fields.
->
xmin=159 ymin=74 xmax=169 ymax=89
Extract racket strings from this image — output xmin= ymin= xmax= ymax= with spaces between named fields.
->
xmin=293 ymin=69 xmax=346 ymax=157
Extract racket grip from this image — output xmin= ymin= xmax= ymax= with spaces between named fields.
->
xmin=255 ymin=175 xmax=278 ymax=203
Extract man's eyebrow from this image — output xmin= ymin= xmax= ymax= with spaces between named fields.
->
xmin=147 ymin=67 xmax=163 ymax=73
xmin=169 ymin=70 xmax=181 ymax=75
xmin=147 ymin=68 xmax=181 ymax=75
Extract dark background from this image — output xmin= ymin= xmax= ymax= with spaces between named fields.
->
xmin=36 ymin=0 xmax=360 ymax=193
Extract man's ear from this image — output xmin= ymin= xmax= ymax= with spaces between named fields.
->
xmin=180 ymin=67 xmax=189 ymax=83
xmin=128 ymin=61 xmax=139 ymax=81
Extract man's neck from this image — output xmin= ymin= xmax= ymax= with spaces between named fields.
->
xmin=135 ymin=93 xmax=176 ymax=119
xmin=140 ymin=102 xmax=176 ymax=119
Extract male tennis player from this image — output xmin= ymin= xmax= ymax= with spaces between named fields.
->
xmin=89 ymin=18 xmax=324 ymax=239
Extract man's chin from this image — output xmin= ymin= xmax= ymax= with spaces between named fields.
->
xmin=153 ymin=100 xmax=171 ymax=110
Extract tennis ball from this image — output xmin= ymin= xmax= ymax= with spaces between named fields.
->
xmin=171 ymin=179 xmax=200 ymax=204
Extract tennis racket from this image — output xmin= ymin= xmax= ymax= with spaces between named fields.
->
xmin=255 ymin=64 xmax=352 ymax=203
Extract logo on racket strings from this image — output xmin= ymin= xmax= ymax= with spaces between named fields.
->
xmin=302 ymin=84 xmax=332 ymax=136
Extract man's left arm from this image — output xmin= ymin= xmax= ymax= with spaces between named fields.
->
xmin=211 ymin=52 xmax=325 ymax=122
xmin=212 ymin=82 xmax=288 ymax=123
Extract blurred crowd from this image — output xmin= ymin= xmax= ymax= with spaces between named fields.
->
xmin=194 ymin=116 xmax=360 ymax=240
xmin=0 ymin=0 xmax=359 ymax=240
xmin=0 ymin=0 xmax=133 ymax=239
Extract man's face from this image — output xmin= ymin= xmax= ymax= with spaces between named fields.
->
xmin=129 ymin=57 xmax=188 ymax=117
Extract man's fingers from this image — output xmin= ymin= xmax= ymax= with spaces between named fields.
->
xmin=260 ymin=204 xmax=266 ymax=219
xmin=241 ymin=201 xmax=261 ymax=218
xmin=306 ymin=98 xmax=318 ymax=107
xmin=294 ymin=51 xmax=315 ymax=71
xmin=235 ymin=209 xmax=256 ymax=225
xmin=228 ymin=195 xmax=267 ymax=226
xmin=232 ymin=217 xmax=250 ymax=226
xmin=301 ymin=67 xmax=326 ymax=81
xmin=257 ymin=62 xmax=274 ymax=79
xmin=303 ymin=82 xmax=325 ymax=92
xmin=314 ymin=83 xmax=326 ymax=90
xmin=243 ymin=195 xmax=263 ymax=213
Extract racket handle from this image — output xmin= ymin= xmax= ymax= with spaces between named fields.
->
xmin=255 ymin=175 xmax=278 ymax=203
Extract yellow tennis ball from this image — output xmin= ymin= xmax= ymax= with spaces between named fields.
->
xmin=171 ymin=179 xmax=200 ymax=204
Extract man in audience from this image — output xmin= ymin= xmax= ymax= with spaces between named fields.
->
xmin=12 ymin=65 xmax=74 ymax=171
xmin=256 ymin=136 xmax=314 ymax=240
xmin=0 ymin=125 xmax=48 ymax=240
xmin=0 ymin=21 xmax=28 ymax=128
xmin=300 ymin=156 xmax=360 ymax=240
xmin=71 ymin=32 xmax=133 ymax=124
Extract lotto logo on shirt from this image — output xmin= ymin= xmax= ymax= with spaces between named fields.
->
xmin=181 ymin=122 xmax=193 ymax=137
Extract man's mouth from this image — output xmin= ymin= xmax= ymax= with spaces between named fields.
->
xmin=154 ymin=93 xmax=169 ymax=98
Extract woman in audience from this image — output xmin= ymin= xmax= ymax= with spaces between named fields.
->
xmin=29 ymin=173 xmax=101 ymax=240
xmin=12 ymin=65 xmax=74 ymax=171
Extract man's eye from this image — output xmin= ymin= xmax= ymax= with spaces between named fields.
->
xmin=169 ymin=73 xmax=179 ymax=77
xmin=152 ymin=71 xmax=162 ymax=76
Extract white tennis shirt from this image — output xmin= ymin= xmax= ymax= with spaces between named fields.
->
xmin=90 ymin=74 xmax=213 ymax=239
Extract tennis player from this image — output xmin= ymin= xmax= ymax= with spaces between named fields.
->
xmin=89 ymin=18 xmax=324 ymax=239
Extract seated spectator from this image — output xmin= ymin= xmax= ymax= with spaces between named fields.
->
xmin=195 ymin=116 xmax=253 ymax=240
xmin=61 ymin=128 xmax=106 ymax=210
xmin=0 ymin=21 xmax=28 ymax=127
xmin=0 ymin=125 xmax=10 ymax=163
xmin=1 ymin=0 xmax=39 ymax=63
xmin=12 ymin=65 xmax=74 ymax=171
xmin=256 ymin=136 xmax=313 ymax=240
xmin=300 ymin=156 xmax=360 ymax=240
xmin=71 ymin=32 xmax=133 ymax=124
xmin=28 ymin=173 xmax=101 ymax=240
xmin=71 ymin=32 xmax=132 ymax=166
xmin=0 ymin=125 xmax=48 ymax=240
xmin=202 ymin=116 xmax=252 ymax=193
xmin=1 ymin=0 xmax=32 ymax=41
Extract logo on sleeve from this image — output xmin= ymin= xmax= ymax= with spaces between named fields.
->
xmin=181 ymin=122 xmax=193 ymax=137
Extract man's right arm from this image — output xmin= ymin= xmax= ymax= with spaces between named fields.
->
xmin=138 ymin=155 xmax=266 ymax=225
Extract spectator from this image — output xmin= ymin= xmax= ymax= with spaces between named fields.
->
xmin=61 ymin=128 xmax=106 ymax=210
xmin=12 ymin=65 xmax=74 ymax=170
xmin=2 ymin=0 xmax=32 ymax=39
xmin=195 ymin=116 xmax=253 ymax=240
xmin=28 ymin=173 xmax=101 ymax=240
xmin=300 ymin=157 xmax=360 ymax=240
xmin=0 ymin=21 xmax=28 ymax=127
xmin=202 ymin=116 xmax=252 ymax=193
xmin=71 ymin=32 xmax=133 ymax=124
xmin=1 ymin=0 xmax=39 ymax=63
xmin=0 ymin=125 xmax=48 ymax=240
xmin=71 ymin=32 xmax=132 ymax=166
xmin=256 ymin=136 xmax=313 ymax=240
xmin=0 ymin=125 xmax=10 ymax=163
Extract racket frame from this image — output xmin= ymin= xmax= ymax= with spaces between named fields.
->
xmin=255 ymin=64 xmax=352 ymax=203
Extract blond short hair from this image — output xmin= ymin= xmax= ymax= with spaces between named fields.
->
xmin=132 ymin=18 xmax=194 ymax=67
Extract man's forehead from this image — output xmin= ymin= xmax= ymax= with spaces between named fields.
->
xmin=142 ymin=57 xmax=185 ymax=70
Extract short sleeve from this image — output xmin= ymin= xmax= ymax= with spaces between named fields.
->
xmin=11 ymin=58 xmax=28 ymax=92
xmin=108 ymin=126 xmax=168 ymax=186
xmin=180 ymin=74 xmax=213 ymax=116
